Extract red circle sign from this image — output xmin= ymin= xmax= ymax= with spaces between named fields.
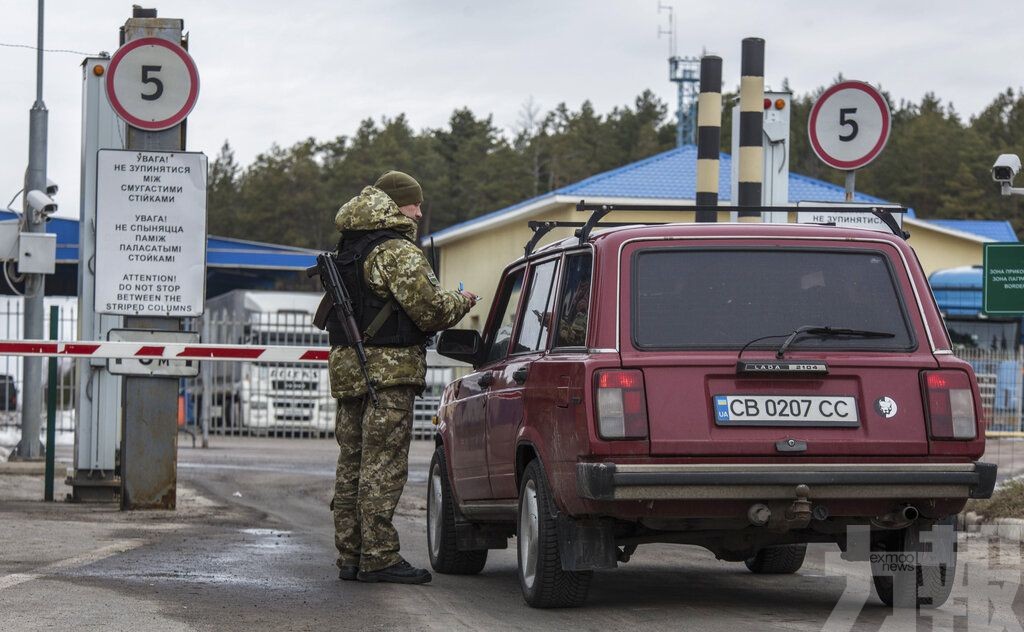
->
xmin=808 ymin=81 xmax=890 ymax=171
xmin=106 ymin=37 xmax=199 ymax=131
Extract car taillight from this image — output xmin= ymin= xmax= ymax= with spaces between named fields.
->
xmin=922 ymin=370 xmax=977 ymax=440
xmin=594 ymin=369 xmax=648 ymax=439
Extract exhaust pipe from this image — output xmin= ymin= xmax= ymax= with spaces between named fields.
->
xmin=874 ymin=505 xmax=919 ymax=529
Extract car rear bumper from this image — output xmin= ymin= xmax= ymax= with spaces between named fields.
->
xmin=576 ymin=461 xmax=997 ymax=501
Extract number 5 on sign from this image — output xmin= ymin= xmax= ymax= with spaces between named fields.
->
xmin=106 ymin=37 xmax=200 ymax=131
xmin=808 ymin=81 xmax=890 ymax=171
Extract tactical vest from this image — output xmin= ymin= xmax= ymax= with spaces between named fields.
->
xmin=325 ymin=229 xmax=430 ymax=348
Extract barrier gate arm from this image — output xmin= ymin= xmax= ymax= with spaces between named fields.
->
xmin=0 ymin=340 xmax=329 ymax=363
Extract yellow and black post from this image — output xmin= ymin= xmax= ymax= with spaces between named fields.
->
xmin=737 ymin=37 xmax=764 ymax=222
xmin=695 ymin=55 xmax=722 ymax=222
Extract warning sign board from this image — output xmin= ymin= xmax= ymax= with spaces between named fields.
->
xmin=984 ymin=243 xmax=1024 ymax=315
xmin=795 ymin=202 xmax=904 ymax=233
xmin=95 ymin=149 xmax=208 ymax=317
xmin=107 ymin=329 xmax=201 ymax=377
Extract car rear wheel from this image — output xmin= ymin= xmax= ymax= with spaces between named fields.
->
xmin=744 ymin=543 xmax=807 ymax=574
xmin=871 ymin=517 xmax=957 ymax=609
xmin=427 ymin=446 xmax=487 ymax=574
xmin=517 ymin=459 xmax=592 ymax=608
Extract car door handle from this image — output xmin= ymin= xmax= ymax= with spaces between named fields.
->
xmin=512 ymin=367 xmax=528 ymax=384
xmin=477 ymin=373 xmax=494 ymax=388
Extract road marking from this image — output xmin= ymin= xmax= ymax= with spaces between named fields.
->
xmin=0 ymin=540 xmax=144 ymax=591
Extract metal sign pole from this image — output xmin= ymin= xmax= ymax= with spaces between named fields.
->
xmin=118 ymin=9 xmax=190 ymax=510
xmin=845 ymin=171 xmax=856 ymax=202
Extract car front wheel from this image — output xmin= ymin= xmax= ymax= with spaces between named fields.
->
xmin=427 ymin=446 xmax=487 ymax=574
xmin=517 ymin=459 xmax=592 ymax=608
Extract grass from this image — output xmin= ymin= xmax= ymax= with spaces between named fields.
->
xmin=966 ymin=478 xmax=1024 ymax=521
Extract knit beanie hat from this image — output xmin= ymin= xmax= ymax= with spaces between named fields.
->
xmin=374 ymin=170 xmax=423 ymax=207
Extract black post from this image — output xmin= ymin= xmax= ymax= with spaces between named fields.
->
xmin=738 ymin=37 xmax=765 ymax=220
xmin=695 ymin=55 xmax=722 ymax=222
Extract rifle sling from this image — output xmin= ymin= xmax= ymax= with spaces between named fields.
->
xmin=363 ymin=299 xmax=397 ymax=341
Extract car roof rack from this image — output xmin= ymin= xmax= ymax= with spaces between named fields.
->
xmin=524 ymin=220 xmax=671 ymax=257
xmin=573 ymin=201 xmax=910 ymax=245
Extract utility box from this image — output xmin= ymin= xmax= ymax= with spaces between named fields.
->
xmin=17 ymin=232 xmax=56 ymax=274
xmin=0 ymin=220 xmax=18 ymax=259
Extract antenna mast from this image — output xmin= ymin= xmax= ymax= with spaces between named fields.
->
xmin=658 ymin=2 xmax=700 ymax=147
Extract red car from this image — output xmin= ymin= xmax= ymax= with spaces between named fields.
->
xmin=429 ymin=212 xmax=995 ymax=609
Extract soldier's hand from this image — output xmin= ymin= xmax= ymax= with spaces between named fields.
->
xmin=459 ymin=290 xmax=479 ymax=306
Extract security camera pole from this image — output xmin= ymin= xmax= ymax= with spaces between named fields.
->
xmin=17 ymin=0 xmax=49 ymax=459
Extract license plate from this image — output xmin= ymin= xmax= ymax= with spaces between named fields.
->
xmin=713 ymin=395 xmax=859 ymax=427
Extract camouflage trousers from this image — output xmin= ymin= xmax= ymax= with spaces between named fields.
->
xmin=332 ymin=385 xmax=417 ymax=573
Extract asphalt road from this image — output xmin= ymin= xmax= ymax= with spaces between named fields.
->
xmin=1 ymin=436 xmax=1023 ymax=631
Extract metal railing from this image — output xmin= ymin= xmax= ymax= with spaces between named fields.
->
xmin=0 ymin=299 xmax=458 ymax=442
xmin=0 ymin=297 xmax=79 ymax=436
xmin=954 ymin=346 xmax=1024 ymax=433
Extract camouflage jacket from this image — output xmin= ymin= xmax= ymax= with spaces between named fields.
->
xmin=328 ymin=186 xmax=472 ymax=400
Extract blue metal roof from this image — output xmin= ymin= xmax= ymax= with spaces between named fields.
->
xmin=0 ymin=211 xmax=317 ymax=270
xmin=925 ymin=219 xmax=1018 ymax=242
xmin=429 ymin=145 xmax=911 ymax=241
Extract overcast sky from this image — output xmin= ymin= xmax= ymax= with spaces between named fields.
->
xmin=1 ymin=1 xmax=1021 ymax=221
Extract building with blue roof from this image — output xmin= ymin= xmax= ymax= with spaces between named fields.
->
xmin=426 ymin=145 xmax=1018 ymax=329
xmin=0 ymin=211 xmax=318 ymax=297
xmin=429 ymin=145 xmax=908 ymax=245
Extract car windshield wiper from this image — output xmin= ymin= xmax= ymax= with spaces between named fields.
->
xmin=776 ymin=325 xmax=895 ymax=359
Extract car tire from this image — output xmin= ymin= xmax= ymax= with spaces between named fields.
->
xmin=871 ymin=517 xmax=957 ymax=609
xmin=517 ymin=459 xmax=592 ymax=608
xmin=744 ymin=544 xmax=807 ymax=574
xmin=427 ymin=446 xmax=488 ymax=575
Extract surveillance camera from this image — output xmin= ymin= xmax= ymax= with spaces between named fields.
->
xmin=26 ymin=190 xmax=57 ymax=215
xmin=45 ymin=179 xmax=58 ymax=196
xmin=992 ymin=154 xmax=1021 ymax=183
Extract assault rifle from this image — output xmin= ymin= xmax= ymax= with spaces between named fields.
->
xmin=307 ymin=253 xmax=379 ymax=407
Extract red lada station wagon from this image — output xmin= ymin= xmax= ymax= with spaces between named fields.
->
xmin=428 ymin=207 xmax=995 ymax=609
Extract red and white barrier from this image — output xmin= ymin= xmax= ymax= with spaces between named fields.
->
xmin=0 ymin=340 xmax=329 ymax=363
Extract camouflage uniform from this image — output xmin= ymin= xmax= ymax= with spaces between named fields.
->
xmin=330 ymin=186 xmax=471 ymax=573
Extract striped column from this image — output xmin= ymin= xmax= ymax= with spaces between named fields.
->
xmin=737 ymin=37 xmax=764 ymax=221
xmin=695 ymin=55 xmax=722 ymax=223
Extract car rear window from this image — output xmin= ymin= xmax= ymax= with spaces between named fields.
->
xmin=632 ymin=248 xmax=915 ymax=351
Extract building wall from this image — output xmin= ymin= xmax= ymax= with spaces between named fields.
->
xmin=904 ymin=225 xmax=985 ymax=276
xmin=437 ymin=204 xmax=984 ymax=331
xmin=437 ymin=204 xmax=732 ymax=330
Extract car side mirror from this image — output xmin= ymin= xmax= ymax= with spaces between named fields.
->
xmin=437 ymin=329 xmax=484 ymax=367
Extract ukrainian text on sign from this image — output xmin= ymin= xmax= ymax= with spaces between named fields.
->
xmin=984 ymin=243 xmax=1024 ymax=315
xmin=95 ymin=150 xmax=207 ymax=316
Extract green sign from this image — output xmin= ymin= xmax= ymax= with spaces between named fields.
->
xmin=983 ymin=243 xmax=1024 ymax=314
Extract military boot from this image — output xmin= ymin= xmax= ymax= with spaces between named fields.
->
xmin=338 ymin=565 xmax=359 ymax=581
xmin=357 ymin=558 xmax=432 ymax=584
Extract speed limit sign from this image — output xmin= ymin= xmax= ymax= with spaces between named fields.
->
xmin=106 ymin=37 xmax=199 ymax=131
xmin=808 ymin=81 xmax=890 ymax=171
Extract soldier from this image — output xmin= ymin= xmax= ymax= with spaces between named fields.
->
xmin=325 ymin=171 xmax=477 ymax=585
